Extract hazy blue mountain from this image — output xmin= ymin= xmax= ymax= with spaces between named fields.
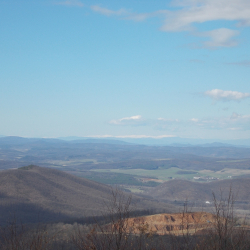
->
xmin=0 ymin=136 xmax=63 ymax=145
xmin=61 ymin=137 xmax=250 ymax=147
xmin=58 ymin=137 xmax=131 ymax=145
xmin=3 ymin=136 xmax=249 ymax=147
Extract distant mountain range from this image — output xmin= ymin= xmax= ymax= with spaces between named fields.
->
xmin=1 ymin=136 xmax=250 ymax=174
xmin=59 ymin=136 xmax=250 ymax=147
xmin=0 ymin=135 xmax=249 ymax=147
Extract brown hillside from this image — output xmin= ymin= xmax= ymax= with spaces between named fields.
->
xmin=0 ymin=166 xmax=176 ymax=224
xmin=146 ymin=178 xmax=250 ymax=203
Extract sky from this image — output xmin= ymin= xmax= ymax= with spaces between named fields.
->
xmin=0 ymin=0 xmax=250 ymax=140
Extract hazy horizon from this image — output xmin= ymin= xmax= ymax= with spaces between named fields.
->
xmin=1 ymin=134 xmax=250 ymax=147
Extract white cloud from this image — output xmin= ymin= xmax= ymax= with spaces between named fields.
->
xmin=157 ymin=118 xmax=180 ymax=122
xmin=201 ymin=28 xmax=239 ymax=48
xmin=120 ymin=115 xmax=142 ymax=121
xmin=125 ymin=12 xmax=155 ymax=22
xmin=161 ymin=0 xmax=250 ymax=31
xmin=190 ymin=112 xmax=250 ymax=131
xmin=228 ymin=127 xmax=241 ymax=131
xmin=91 ymin=5 xmax=155 ymax=21
xmin=109 ymin=115 xmax=147 ymax=126
xmin=91 ymin=0 xmax=250 ymax=48
xmin=109 ymin=116 xmax=182 ymax=130
xmin=109 ymin=113 xmax=250 ymax=134
xmin=204 ymin=89 xmax=250 ymax=101
xmin=90 ymin=6 xmax=127 ymax=16
xmin=190 ymin=118 xmax=199 ymax=122
xmin=55 ymin=0 xmax=84 ymax=7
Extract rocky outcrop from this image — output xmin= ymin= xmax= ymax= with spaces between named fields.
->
xmin=124 ymin=212 xmax=217 ymax=235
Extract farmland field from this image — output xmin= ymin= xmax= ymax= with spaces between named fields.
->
xmin=91 ymin=167 xmax=243 ymax=183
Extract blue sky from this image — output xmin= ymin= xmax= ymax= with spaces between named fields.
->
xmin=0 ymin=0 xmax=250 ymax=140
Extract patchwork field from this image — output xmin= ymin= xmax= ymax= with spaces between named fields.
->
xmin=91 ymin=167 xmax=237 ymax=182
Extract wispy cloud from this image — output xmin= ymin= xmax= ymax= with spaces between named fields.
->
xmin=157 ymin=117 xmax=179 ymax=125
xmin=190 ymin=112 xmax=250 ymax=131
xmin=90 ymin=0 xmax=250 ymax=48
xmin=190 ymin=118 xmax=199 ymax=122
xmin=109 ymin=115 xmax=148 ymax=126
xmin=109 ymin=115 xmax=183 ymax=129
xmin=109 ymin=115 xmax=183 ymax=131
xmin=201 ymin=28 xmax=239 ymax=48
xmin=90 ymin=5 xmax=155 ymax=21
xmin=204 ymin=89 xmax=250 ymax=101
xmin=226 ymin=60 xmax=250 ymax=67
xmin=90 ymin=6 xmax=127 ymax=16
xmin=55 ymin=0 xmax=84 ymax=7
xmin=109 ymin=113 xmax=250 ymax=133
xmin=161 ymin=0 xmax=250 ymax=31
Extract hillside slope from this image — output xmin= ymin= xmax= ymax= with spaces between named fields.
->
xmin=0 ymin=166 xmax=175 ymax=224
xmin=146 ymin=179 xmax=250 ymax=203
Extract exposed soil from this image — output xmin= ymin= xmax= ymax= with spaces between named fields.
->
xmin=125 ymin=212 xmax=217 ymax=235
